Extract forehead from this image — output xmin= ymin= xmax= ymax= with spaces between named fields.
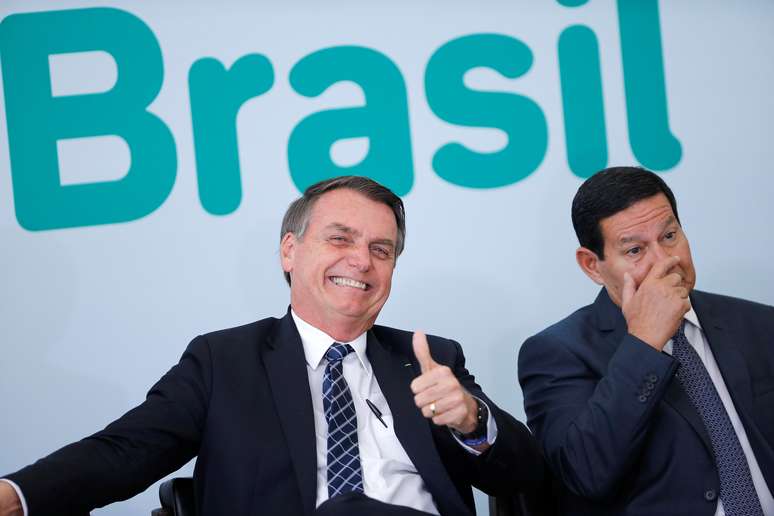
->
xmin=600 ymin=193 xmax=676 ymax=244
xmin=308 ymin=188 xmax=397 ymax=235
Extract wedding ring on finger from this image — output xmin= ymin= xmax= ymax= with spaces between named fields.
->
xmin=430 ymin=402 xmax=437 ymax=416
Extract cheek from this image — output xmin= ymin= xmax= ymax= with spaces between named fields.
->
xmin=374 ymin=266 xmax=395 ymax=293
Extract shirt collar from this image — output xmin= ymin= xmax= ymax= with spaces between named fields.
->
xmin=291 ymin=309 xmax=369 ymax=371
xmin=685 ymin=306 xmax=702 ymax=330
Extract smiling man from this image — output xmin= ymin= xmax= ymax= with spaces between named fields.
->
xmin=0 ymin=176 xmax=543 ymax=516
xmin=518 ymin=167 xmax=774 ymax=515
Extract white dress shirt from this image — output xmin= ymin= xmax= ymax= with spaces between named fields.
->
xmin=663 ymin=309 xmax=774 ymax=516
xmin=292 ymin=310 xmax=496 ymax=513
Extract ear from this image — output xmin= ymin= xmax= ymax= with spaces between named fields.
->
xmin=280 ymin=232 xmax=297 ymax=274
xmin=576 ymin=246 xmax=605 ymax=285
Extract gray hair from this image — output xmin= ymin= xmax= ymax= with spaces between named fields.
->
xmin=280 ymin=176 xmax=406 ymax=285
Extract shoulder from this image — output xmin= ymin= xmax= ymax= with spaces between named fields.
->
xmin=521 ymin=302 xmax=597 ymax=354
xmin=693 ymin=289 xmax=774 ymax=316
xmin=201 ymin=317 xmax=280 ymax=342
xmin=187 ymin=316 xmax=282 ymax=357
xmin=371 ymin=324 xmax=463 ymax=362
xmin=693 ymin=289 xmax=774 ymax=333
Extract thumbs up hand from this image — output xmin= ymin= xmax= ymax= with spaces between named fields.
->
xmin=410 ymin=332 xmax=479 ymax=435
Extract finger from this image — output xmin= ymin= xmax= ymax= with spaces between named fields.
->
xmin=414 ymin=376 xmax=458 ymax=407
xmin=665 ymin=272 xmax=683 ymax=287
xmin=622 ymin=272 xmax=636 ymax=307
xmin=650 ymin=256 xmax=681 ymax=280
xmin=420 ymin=398 xmax=446 ymax=419
xmin=414 ymin=388 xmax=441 ymax=409
xmin=411 ymin=365 xmax=453 ymax=397
xmin=421 ymin=397 xmax=457 ymax=422
xmin=432 ymin=405 xmax=467 ymax=428
xmin=412 ymin=331 xmax=437 ymax=373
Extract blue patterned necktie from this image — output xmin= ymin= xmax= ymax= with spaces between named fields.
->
xmin=323 ymin=342 xmax=364 ymax=498
xmin=671 ymin=321 xmax=763 ymax=516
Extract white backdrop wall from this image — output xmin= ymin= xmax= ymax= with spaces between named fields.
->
xmin=1 ymin=1 xmax=773 ymax=514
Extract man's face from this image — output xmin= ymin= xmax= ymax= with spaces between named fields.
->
xmin=578 ymin=193 xmax=697 ymax=307
xmin=280 ymin=188 xmax=398 ymax=337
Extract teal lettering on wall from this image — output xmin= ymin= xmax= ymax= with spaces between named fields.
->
xmin=189 ymin=54 xmax=274 ymax=215
xmin=0 ymin=8 xmax=176 ymax=231
xmin=618 ymin=0 xmax=682 ymax=170
xmin=288 ymin=46 xmax=414 ymax=195
xmin=0 ymin=5 xmax=684 ymax=231
xmin=558 ymin=25 xmax=608 ymax=178
xmin=425 ymin=34 xmax=548 ymax=189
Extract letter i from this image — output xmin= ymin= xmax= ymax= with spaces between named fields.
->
xmin=557 ymin=0 xmax=608 ymax=178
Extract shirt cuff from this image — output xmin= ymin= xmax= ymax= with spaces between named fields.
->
xmin=450 ymin=397 xmax=498 ymax=456
xmin=0 ymin=478 xmax=28 ymax=516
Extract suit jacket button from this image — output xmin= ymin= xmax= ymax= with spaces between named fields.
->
xmin=638 ymin=394 xmax=647 ymax=403
xmin=647 ymin=373 xmax=658 ymax=383
xmin=704 ymin=489 xmax=717 ymax=501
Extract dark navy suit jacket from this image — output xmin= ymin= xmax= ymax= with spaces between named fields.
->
xmin=9 ymin=311 xmax=543 ymax=515
xmin=518 ymin=289 xmax=774 ymax=516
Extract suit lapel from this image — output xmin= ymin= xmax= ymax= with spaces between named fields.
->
xmin=262 ymin=312 xmax=317 ymax=516
xmin=593 ymin=289 xmax=714 ymax=454
xmin=691 ymin=291 xmax=755 ymax=418
xmin=366 ymin=330 xmax=471 ymax=516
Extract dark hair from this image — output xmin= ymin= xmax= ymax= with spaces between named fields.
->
xmin=571 ymin=166 xmax=679 ymax=259
xmin=280 ymin=176 xmax=406 ymax=285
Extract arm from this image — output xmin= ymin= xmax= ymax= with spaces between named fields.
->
xmin=518 ymin=331 xmax=676 ymax=499
xmin=3 ymin=335 xmax=213 ymax=515
xmin=412 ymin=333 xmax=545 ymax=495
xmin=448 ymin=339 xmax=545 ymax=496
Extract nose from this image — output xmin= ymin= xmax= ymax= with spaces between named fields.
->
xmin=650 ymin=242 xmax=669 ymax=261
xmin=645 ymin=242 xmax=676 ymax=274
xmin=347 ymin=243 xmax=371 ymax=272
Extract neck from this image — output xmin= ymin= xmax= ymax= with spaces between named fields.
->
xmin=291 ymin=307 xmax=374 ymax=342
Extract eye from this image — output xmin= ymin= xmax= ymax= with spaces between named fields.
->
xmin=625 ymin=246 xmax=641 ymax=257
xmin=371 ymin=246 xmax=392 ymax=259
xmin=664 ymin=230 xmax=676 ymax=241
xmin=329 ymin=235 xmax=350 ymax=245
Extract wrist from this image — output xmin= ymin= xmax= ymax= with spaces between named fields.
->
xmin=627 ymin=325 xmax=668 ymax=351
xmin=457 ymin=396 xmax=478 ymax=434
xmin=458 ymin=397 xmax=488 ymax=440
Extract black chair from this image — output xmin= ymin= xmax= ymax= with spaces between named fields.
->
xmin=151 ymin=477 xmax=195 ymax=516
xmin=151 ymin=477 xmax=552 ymax=516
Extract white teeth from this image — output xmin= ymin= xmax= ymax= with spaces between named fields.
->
xmin=331 ymin=277 xmax=367 ymax=290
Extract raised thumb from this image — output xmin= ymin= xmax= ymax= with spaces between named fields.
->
xmin=412 ymin=331 xmax=436 ymax=373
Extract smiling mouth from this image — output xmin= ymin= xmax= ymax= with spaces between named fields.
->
xmin=330 ymin=276 xmax=369 ymax=291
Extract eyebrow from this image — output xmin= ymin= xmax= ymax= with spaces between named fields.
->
xmin=326 ymin=222 xmax=358 ymax=235
xmin=370 ymin=238 xmax=396 ymax=249
xmin=325 ymin=223 xmax=396 ymax=248
xmin=618 ymin=215 xmax=678 ymax=245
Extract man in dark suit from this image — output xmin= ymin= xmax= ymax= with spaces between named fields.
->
xmin=518 ymin=166 xmax=774 ymax=515
xmin=0 ymin=176 xmax=543 ymax=516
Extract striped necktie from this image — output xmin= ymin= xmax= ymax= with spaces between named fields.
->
xmin=323 ymin=342 xmax=364 ymax=498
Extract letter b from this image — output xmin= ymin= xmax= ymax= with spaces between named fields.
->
xmin=0 ymin=8 xmax=176 ymax=230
